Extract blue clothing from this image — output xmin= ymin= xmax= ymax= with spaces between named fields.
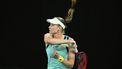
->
xmin=46 ymin=44 xmax=70 ymax=69
xmin=46 ymin=35 xmax=78 ymax=69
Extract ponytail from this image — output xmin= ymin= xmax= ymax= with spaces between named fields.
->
xmin=65 ymin=0 xmax=77 ymax=23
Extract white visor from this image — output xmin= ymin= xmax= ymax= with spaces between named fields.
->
xmin=46 ymin=17 xmax=65 ymax=29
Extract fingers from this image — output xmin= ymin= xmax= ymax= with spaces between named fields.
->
xmin=68 ymin=39 xmax=76 ymax=44
xmin=68 ymin=44 xmax=77 ymax=48
xmin=68 ymin=37 xmax=74 ymax=41
xmin=67 ymin=38 xmax=77 ymax=48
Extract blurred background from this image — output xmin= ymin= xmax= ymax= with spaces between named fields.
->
xmin=2 ymin=0 xmax=121 ymax=69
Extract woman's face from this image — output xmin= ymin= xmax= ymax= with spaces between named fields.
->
xmin=48 ymin=24 xmax=60 ymax=34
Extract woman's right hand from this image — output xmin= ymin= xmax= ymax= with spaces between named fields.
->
xmin=68 ymin=38 xmax=75 ymax=43
xmin=67 ymin=38 xmax=76 ymax=45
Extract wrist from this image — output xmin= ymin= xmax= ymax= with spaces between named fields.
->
xmin=57 ymin=55 xmax=64 ymax=62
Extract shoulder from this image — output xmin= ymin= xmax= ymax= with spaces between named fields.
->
xmin=44 ymin=33 xmax=53 ymax=41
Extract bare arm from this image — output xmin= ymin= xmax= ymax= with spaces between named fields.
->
xmin=44 ymin=33 xmax=74 ymax=44
xmin=54 ymin=44 xmax=77 ymax=68
xmin=62 ymin=49 xmax=75 ymax=68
